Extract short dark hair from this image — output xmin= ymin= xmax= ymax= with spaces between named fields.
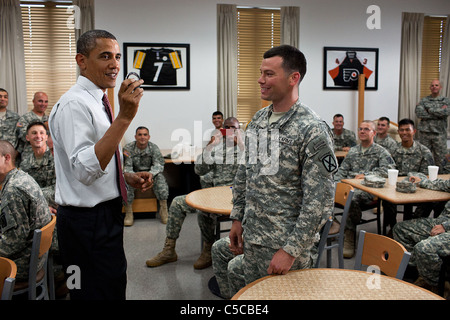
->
xmin=26 ymin=121 xmax=46 ymax=134
xmin=378 ymin=116 xmax=390 ymax=125
xmin=333 ymin=114 xmax=344 ymax=120
xmin=0 ymin=88 xmax=7 ymax=94
xmin=135 ymin=126 xmax=149 ymax=134
xmin=212 ymin=111 xmax=223 ymax=118
xmin=77 ymin=29 xmax=117 ymax=57
xmin=398 ymin=118 xmax=415 ymax=128
xmin=263 ymin=45 xmax=307 ymax=83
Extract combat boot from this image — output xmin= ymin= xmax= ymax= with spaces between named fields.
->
xmin=193 ymin=242 xmax=213 ymax=269
xmin=343 ymin=229 xmax=355 ymax=258
xmin=124 ymin=204 xmax=134 ymax=226
xmin=159 ymin=200 xmax=168 ymax=224
xmin=146 ymin=238 xmax=177 ymax=267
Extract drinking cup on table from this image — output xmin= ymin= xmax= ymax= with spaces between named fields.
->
xmin=428 ymin=165 xmax=439 ymax=181
xmin=388 ymin=169 xmax=399 ymax=186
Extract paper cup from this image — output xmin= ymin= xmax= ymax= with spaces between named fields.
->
xmin=428 ymin=165 xmax=439 ymax=181
xmin=388 ymin=169 xmax=399 ymax=186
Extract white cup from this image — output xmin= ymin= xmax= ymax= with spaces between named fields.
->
xmin=428 ymin=165 xmax=439 ymax=181
xmin=388 ymin=169 xmax=399 ymax=186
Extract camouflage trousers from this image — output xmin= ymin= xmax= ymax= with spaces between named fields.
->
xmin=127 ymin=173 xmax=169 ymax=204
xmin=393 ymin=217 xmax=450 ymax=286
xmin=211 ymin=237 xmax=314 ymax=299
xmin=418 ymin=131 xmax=447 ymax=173
xmin=346 ymin=189 xmax=375 ymax=232
xmin=166 ymin=195 xmax=215 ymax=243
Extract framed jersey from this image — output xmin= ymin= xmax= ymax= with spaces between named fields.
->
xmin=323 ymin=47 xmax=378 ymax=90
xmin=123 ymin=43 xmax=190 ymax=90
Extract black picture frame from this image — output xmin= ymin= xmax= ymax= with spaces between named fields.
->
xmin=323 ymin=47 xmax=378 ymax=90
xmin=123 ymin=43 xmax=190 ymax=90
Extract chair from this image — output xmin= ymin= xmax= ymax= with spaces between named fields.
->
xmin=358 ymin=198 xmax=382 ymax=235
xmin=354 ymin=230 xmax=411 ymax=279
xmin=0 ymin=257 xmax=17 ymax=300
xmin=438 ymin=254 xmax=450 ymax=297
xmin=316 ymin=183 xmax=354 ymax=268
xmin=13 ymin=215 xmax=56 ymax=300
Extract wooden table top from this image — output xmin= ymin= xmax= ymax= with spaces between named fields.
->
xmin=342 ymin=174 xmax=450 ymax=204
xmin=232 ymin=268 xmax=444 ymax=300
xmin=185 ymin=185 xmax=233 ymax=215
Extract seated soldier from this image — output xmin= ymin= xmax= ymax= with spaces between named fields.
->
xmin=145 ymin=117 xmax=244 ymax=270
xmin=0 ymin=140 xmax=52 ymax=285
xmin=334 ymin=120 xmax=395 ymax=258
xmin=374 ymin=116 xmax=397 ymax=155
xmin=332 ymin=114 xmax=357 ymax=152
xmin=123 ymin=126 xmax=169 ymax=226
xmin=19 ymin=121 xmax=57 ymax=213
xmin=382 ymin=118 xmax=435 ymax=231
xmin=393 ymin=173 xmax=450 ymax=296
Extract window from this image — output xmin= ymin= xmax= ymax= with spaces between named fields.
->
xmin=21 ymin=1 xmax=77 ymax=113
xmin=236 ymin=7 xmax=280 ymax=125
xmin=420 ymin=16 xmax=447 ymax=98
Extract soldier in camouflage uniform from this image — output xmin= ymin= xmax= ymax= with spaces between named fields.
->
xmin=0 ymin=140 xmax=52 ymax=282
xmin=334 ymin=120 xmax=395 ymax=258
xmin=415 ymin=79 xmax=450 ymax=173
xmin=0 ymin=88 xmax=20 ymax=149
xmin=123 ymin=126 xmax=169 ymax=225
xmin=332 ymin=114 xmax=357 ymax=151
xmin=15 ymin=92 xmax=50 ymax=163
xmin=211 ymin=46 xmax=337 ymax=299
xmin=374 ymin=116 xmax=397 ymax=155
xmin=19 ymin=122 xmax=57 ymax=208
xmin=383 ymin=119 xmax=435 ymax=229
xmin=393 ymin=173 xmax=450 ymax=294
xmin=146 ymin=117 xmax=243 ymax=270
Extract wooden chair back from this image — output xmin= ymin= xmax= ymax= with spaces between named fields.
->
xmin=0 ymin=257 xmax=17 ymax=300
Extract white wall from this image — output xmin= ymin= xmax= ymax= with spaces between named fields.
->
xmin=95 ymin=0 xmax=450 ymax=149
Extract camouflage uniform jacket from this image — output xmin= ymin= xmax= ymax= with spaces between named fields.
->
xmin=374 ymin=134 xmax=397 ymax=155
xmin=123 ymin=141 xmax=164 ymax=177
xmin=194 ymin=139 xmax=242 ymax=188
xmin=334 ymin=143 xmax=395 ymax=180
xmin=19 ymin=147 xmax=56 ymax=205
xmin=231 ymin=99 xmax=338 ymax=259
xmin=416 ymin=176 xmax=450 ymax=230
xmin=0 ymin=168 xmax=52 ymax=281
xmin=0 ymin=110 xmax=20 ymax=148
xmin=391 ymin=141 xmax=434 ymax=176
xmin=332 ymin=128 xmax=357 ymax=151
xmin=16 ymin=111 xmax=49 ymax=154
xmin=415 ymin=95 xmax=450 ymax=134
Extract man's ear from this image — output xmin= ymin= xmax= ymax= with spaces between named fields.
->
xmin=76 ymin=53 xmax=87 ymax=71
xmin=290 ymin=72 xmax=301 ymax=86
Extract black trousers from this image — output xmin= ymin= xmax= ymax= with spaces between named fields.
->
xmin=57 ymin=197 xmax=127 ymax=300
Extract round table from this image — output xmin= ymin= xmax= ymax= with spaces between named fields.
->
xmin=232 ymin=268 xmax=444 ymax=300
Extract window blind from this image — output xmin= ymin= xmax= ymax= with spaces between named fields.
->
xmin=21 ymin=1 xmax=77 ymax=113
xmin=236 ymin=8 xmax=280 ymax=125
xmin=420 ymin=16 xmax=447 ymax=99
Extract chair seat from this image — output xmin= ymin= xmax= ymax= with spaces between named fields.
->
xmin=13 ymin=268 xmax=45 ymax=291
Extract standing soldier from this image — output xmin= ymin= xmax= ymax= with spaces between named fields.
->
xmin=123 ymin=126 xmax=169 ymax=225
xmin=415 ymin=79 xmax=450 ymax=172
xmin=211 ymin=45 xmax=337 ymax=299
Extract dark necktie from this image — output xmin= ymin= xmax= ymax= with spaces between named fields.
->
xmin=102 ymin=94 xmax=128 ymax=203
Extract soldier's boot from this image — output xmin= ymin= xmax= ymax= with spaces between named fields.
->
xmin=193 ymin=242 xmax=213 ymax=270
xmin=146 ymin=238 xmax=177 ymax=267
xmin=124 ymin=204 xmax=134 ymax=227
xmin=159 ymin=200 xmax=168 ymax=224
xmin=343 ymin=229 xmax=355 ymax=258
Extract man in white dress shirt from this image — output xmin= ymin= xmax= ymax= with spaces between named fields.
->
xmin=49 ymin=29 xmax=152 ymax=300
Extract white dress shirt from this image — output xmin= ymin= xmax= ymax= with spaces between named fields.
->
xmin=49 ymin=76 xmax=121 ymax=207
